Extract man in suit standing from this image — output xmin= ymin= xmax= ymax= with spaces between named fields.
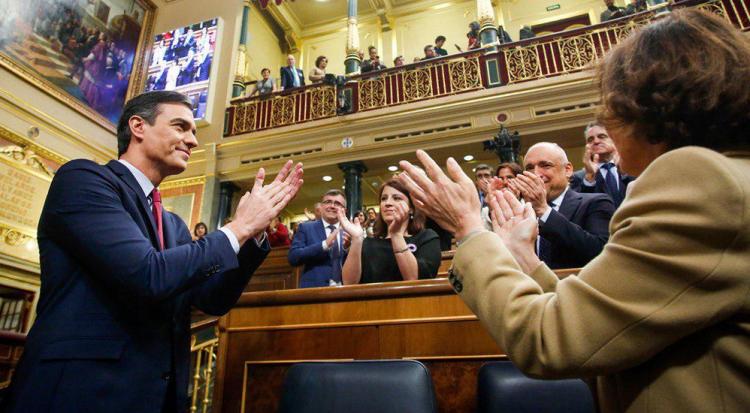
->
xmin=570 ymin=122 xmax=635 ymax=208
xmin=280 ymin=54 xmax=305 ymax=90
xmin=3 ymin=91 xmax=303 ymax=413
xmin=511 ymin=142 xmax=614 ymax=269
xmin=288 ymin=189 xmax=347 ymax=288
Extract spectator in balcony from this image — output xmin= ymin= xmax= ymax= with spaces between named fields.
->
xmin=468 ymin=21 xmax=481 ymax=49
xmin=393 ymin=55 xmax=405 ymax=67
xmin=601 ymin=0 xmax=628 ymax=22
xmin=396 ymin=9 xmax=750 ymax=412
xmin=413 ymin=57 xmax=422 ymax=63
xmin=280 ymin=54 xmax=305 ymax=90
xmin=309 ymin=55 xmax=328 ymax=83
xmin=498 ymin=25 xmax=513 ymax=44
xmin=423 ymin=45 xmax=438 ymax=60
xmin=340 ymin=179 xmax=440 ymax=284
xmin=434 ymin=35 xmax=448 ymax=56
xmin=570 ymin=122 xmax=635 ymax=208
xmin=192 ymin=222 xmax=208 ymax=241
xmin=268 ymin=216 xmax=291 ymax=247
xmin=361 ymin=46 xmax=387 ymax=73
xmin=519 ymin=25 xmax=536 ymax=40
xmin=625 ymin=0 xmax=648 ymax=14
xmin=248 ymin=68 xmax=276 ymax=97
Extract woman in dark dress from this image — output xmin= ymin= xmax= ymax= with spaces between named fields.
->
xmin=339 ymin=179 xmax=441 ymax=284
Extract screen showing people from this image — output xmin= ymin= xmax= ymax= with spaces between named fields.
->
xmin=145 ymin=18 xmax=217 ymax=120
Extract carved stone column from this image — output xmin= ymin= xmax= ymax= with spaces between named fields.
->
xmin=344 ymin=0 xmax=361 ymax=74
xmin=477 ymin=0 xmax=499 ymax=50
xmin=338 ymin=161 xmax=367 ymax=218
xmin=232 ymin=1 xmax=252 ymax=98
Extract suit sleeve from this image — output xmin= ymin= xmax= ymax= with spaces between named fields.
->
xmin=451 ymin=147 xmax=748 ymax=379
xmin=539 ymin=195 xmax=614 ymax=264
xmin=287 ymin=224 xmax=327 ymax=266
xmin=415 ymin=230 xmax=441 ymax=279
xmin=44 ymin=165 xmax=239 ymax=304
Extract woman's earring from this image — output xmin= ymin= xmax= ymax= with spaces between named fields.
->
xmin=409 ymin=212 xmax=414 ymax=220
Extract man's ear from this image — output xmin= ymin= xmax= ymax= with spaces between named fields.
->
xmin=564 ymin=162 xmax=574 ymax=179
xmin=128 ymin=115 xmax=147 ymax=144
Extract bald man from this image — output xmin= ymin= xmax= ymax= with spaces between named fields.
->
xmin=280 ymin=55 xmax=305 ymax=90
xmin=514 ymin=142 xmax=615 ymax=269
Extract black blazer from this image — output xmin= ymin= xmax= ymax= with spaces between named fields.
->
xmin=4 ymin=160 xmax=269 ymax=413
xmin=280 ymin=66 xmax=305 ymax=89
xmin=539 ymin=189 xmax=615 ymax=269
xmin=570 ymin=168 xmax=635 ymax=208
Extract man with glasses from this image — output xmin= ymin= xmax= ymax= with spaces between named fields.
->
xmin=288 ymin=189 xmax=348 ymax=287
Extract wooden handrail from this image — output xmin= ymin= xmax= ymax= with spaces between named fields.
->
xmin=0 ymin=330 xmax=26 ymax=344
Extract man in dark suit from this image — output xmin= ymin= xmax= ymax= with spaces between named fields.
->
xmin=279 ymin=54 xmax=305 ymax=90
xmin=3 ymin=91 xmax=303 ymax=413
xmin=288 ymin=189 xmax=347 ymax=288
xmin=512 ymin=142 xmax=614 ymax=269
xmin=570 ymin=122 xmax=635 ymax=208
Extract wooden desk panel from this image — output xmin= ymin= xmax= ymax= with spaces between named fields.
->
xmin=214 ymin=279 xmax=505 ymax=413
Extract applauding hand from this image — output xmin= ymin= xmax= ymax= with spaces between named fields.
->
xmin=337 ymin=209 xmax=365 ymax=244
xmin=486 ymin=189 xmax=540 ymax=273
xmin=228 ymin=160 xmax=304 ymax=246
xmin=387 ymin=202 xmax=410 ymax=238
xmin=396 ymin=150 xmax=484 ymax=240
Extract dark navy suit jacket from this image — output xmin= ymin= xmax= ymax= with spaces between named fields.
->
xmin=279 ymin=66 xmax=305 ymax=90
xmin=539 ymin=189 xmax=615 ymax=269
xmin=570 ymin=168 xmax=635 ymax=208
xmin=4 ymin=160 xmax=268 ymax=413
xmin=288 ymin=220 xmax=344 ymax=288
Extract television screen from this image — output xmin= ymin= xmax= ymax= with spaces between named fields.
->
xmin=145 ymin=18 xmax=217 ymax=120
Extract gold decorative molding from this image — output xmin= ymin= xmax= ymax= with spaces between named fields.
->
xmin=0 ymin=224 xmax=34 ymax=248
xmin=0 ymin=125 xmax=69 ymax=167
xmin=0 ymin=146 xmax=55 ymax=177
xmin=160 ymin=175 xmax=207 ymax=190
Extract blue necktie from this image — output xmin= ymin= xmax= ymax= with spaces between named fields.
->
xmin=328 ymin=225 xmax=342 ymax=284
xmin=601 ymin=163 xmax=620 ymax=203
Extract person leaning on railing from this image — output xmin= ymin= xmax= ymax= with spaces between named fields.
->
xmin=339 ymin=178 xmax=440 ymax=284
xmin=247 ymin=68 xmax=276 ymax=97
xmin=396 ymin=9 xmax=750 ymax=413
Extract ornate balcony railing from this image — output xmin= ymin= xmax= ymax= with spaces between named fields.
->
xmin=223 ymin=0 xmax=749 ymax=137
xmin=189 ymin=317 xmax=219 ymax=413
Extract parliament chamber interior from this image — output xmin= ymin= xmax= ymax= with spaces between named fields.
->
xmin=1 ymin=0 xmax=749 ymax=412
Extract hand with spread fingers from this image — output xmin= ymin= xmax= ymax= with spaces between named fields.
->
xmin=486 ymin=190 xmax=540 ymax=273
xmin=227 ymin=160 xmax=304 ymax=246
xmin=337 ymin=209 xmax=365 ymax=242
xmin=387 ymin=202 xmax=411 ymax=238
xmin=396 ymin=150 xmax=484 ymax=240
xmin=514 ymin=171 xmax=549 ymax=217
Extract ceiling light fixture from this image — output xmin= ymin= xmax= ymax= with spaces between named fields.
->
xmin=322 ymin=175 xmax=332 ymax=182
xmin=463 ymin=155 xmax=474 ymax=161
xmin=387 ymin=165 xmax=398 ymax=172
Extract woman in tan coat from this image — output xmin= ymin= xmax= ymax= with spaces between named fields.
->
xmin=396 ymin=9 xmax=750 ymax=413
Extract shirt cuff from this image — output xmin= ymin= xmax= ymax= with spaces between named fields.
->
xmin=321 ymin=240 xmax=330 ymax=251
xmin=539 ymin=206 xmax=553 ymax=223
xmin=219 ymin=226 xmax=241 ymax=254
xmin=254 ymin=231 xmax=267 ymax=247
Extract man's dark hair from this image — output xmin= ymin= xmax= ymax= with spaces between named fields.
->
xmin=117 ymin=91 xmax=193 ymax=157
xmin=322 ymin=189 xmax=346 ymax=201
xmin=368 ymin=45 xmax=377 ymax=52
xmin=474 ymin=163 xmax=492 ymax=176
xmin=435 ymin=35 xmax=446 ymax=43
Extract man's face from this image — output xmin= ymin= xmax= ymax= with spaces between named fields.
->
xmin=523 ymin=146 xmax=573 ymax=200
xmin=321 ymin=194 xmax=346 ymax=223
xmin=287 ymin=55 xmax=295 ymax=67
xmin=475 ymin=168 xmax=492 ymax=193
xmin=369 ymin=48 xmax=378 ymax=59
xmin=137 ymin=103 xmax=197 ymax=177
xmin=425 ymin=47 xmax=436 ymax=58
xmin=394 ymin=57 xmax=404 ymax=67
xmin=496 ymin=167 xmax=515 ymax=189
xmin=585 ymin=125 xmax=617 ymax=159
xmin=435 ymin=39 xmax=445 ymax=48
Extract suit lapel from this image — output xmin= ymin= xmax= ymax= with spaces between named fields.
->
xmin=558 ymin=189 xmax=582 ymax=221
xmin=316 ymin=220 xmax=327 ymax=243
xmin=106 ymin=160 xmax=161 ymax=249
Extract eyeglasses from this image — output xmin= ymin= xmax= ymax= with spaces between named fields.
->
xmin=321 ymin=199 xmax=346 ymax=208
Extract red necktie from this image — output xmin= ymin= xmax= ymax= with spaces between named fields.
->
xmin=150 ymin=188 xmax=165 ymax=251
